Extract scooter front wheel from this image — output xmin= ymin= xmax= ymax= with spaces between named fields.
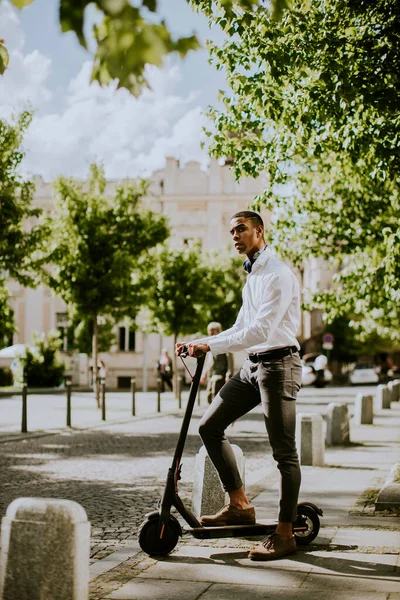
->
xmin=138 ymin=515 xmax=180 ymax=556
xmin=293 ymin=506 xmax=320 ymax=545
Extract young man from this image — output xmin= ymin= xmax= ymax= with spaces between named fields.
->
xmin=176 ymin=210 xmax=302 ymax=561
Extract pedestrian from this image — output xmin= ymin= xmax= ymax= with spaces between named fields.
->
xmin=313 ymin=354 xmax=328 ymax=388
xmin=176 ymin=210 xmax=302 ymax=561
xmin=157 ymin=348 xmax=173 ymax=392
xmin=98 ymin=359 xmax=107 ymax=382
xmin=201 ymin=321 xmax=234 ymax=404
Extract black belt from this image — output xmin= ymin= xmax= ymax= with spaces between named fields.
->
xmin=248 ymin=346 xmax=298 ymax=363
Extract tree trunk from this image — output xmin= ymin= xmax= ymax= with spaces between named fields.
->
xmin=172 ymin=332 xmax=179 ymax=399
xmin=93 ymin=315 xmax=100 ymax=408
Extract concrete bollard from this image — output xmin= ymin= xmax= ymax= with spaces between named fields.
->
xmin=192 ymin=445 xmax=245 ymax=519
xmin=375 ymin=384 xmax=391 ymax=410
xmin=387 ymin=381 xmax=399 ymax=404
xmin=393 ymin=380 xmax=400 ymax=402
xmin=353 ymin=394 xmax=374 ymax=425
xmin=296 ymin=413 xmax=325 ymax=466
xmin=326 ymin=402 xmax=350 ymax=445
xmin=0 ymin=497 xmax=90 ymax=600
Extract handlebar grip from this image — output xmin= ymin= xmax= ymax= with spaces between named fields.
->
xmin=180 ymin=345 xmax=204 ymax=359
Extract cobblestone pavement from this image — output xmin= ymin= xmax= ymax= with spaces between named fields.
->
xmin=0 ymin=407 xmax=274 ymax=561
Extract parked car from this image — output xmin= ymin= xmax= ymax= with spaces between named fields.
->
xmin=301 ymin=353 xmax=333 ymax=387
xmin=349 ymin=363 xmax=380 ymax=385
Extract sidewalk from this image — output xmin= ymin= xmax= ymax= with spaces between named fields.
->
xmin=0 ymin=384 xmax=377 ymax=441
xmin=0 ymin=389 xmax=190 ymax=441
xmin=86 ymin=403 xmax=400 ymax=600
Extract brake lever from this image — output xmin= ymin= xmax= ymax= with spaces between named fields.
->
xmin=180 ymin=345 xmax=189 ymax=358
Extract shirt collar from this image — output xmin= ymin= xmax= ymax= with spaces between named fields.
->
xmin=243 ymin=244 xmax=268 ymax=273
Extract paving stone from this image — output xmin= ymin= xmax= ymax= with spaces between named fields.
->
xmin=198 ymin=585 xmax=388 ymax=600
xmin=105 ymin=578 xmax=210 ymax=599
xmin=139 ymin=545 xmax=311 ymax=586
xmin=331 ymin=527 xmax=400 ymax=550
xmin=89 ymin=542 xmax=141 ymax=579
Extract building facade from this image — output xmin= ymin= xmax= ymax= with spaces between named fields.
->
xmin=7 ymin=158 xmax=326 ymax=388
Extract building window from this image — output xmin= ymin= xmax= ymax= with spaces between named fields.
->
xmin=119 ymin=326 xmax=136 ymax=352
xmin=128 ymin=329 xmax=136 ymax=351
xmin=119 ymin=327 xmax=125 ymax=351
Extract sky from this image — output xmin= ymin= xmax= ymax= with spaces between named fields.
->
xmin=0 ymin=0 xmax=227 ymax=181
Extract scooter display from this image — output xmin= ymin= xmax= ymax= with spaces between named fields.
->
xmin=138 ymin=347 xmax=323 ymax=557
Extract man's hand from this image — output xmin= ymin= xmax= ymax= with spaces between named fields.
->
xmin=175 ymin=343 xmax=186 ymax=356
xmin=187 ymin=343 xmax=210 ymax=357
xmin=175 ymin=342 xmax=210 ymax=357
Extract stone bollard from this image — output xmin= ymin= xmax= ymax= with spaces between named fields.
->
xmin=393 ymin=380 xmax=400 ymax=402
xmin=387 ymin=381 xmax=398 ymax=404
xmin=296 ymin=413 xmax=325 ymax=466
xmin=326 ymin=402 xmax=350 ymax=446
xmin=192 ymin=445 xmax=245 ymax=519
xmin=375 ymin=384 xmax=391 ymax=410
xmin=0 ymin=498 xmax=90 ymax=600
xmin=353 ymin=394 xmax=374 ymax=425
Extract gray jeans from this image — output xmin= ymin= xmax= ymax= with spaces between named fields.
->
xmin=198 ymin=352 xmax=303 ymax=523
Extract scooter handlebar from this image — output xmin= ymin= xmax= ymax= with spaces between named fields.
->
xmin=180 ymin=345 xmax=205 ymax=359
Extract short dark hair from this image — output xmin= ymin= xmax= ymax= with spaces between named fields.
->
xmin=232 ymin=210 xmax=264 ymax=229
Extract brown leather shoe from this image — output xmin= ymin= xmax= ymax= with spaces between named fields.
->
xmin=249 ymin=533 xmax=296 ymax=561
xmin=200 ymin=504 xmax=256 ymax=527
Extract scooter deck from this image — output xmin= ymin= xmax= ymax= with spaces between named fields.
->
xmin=185 ymin=522 xmax=277 ymax=539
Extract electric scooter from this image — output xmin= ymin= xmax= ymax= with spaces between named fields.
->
xmin=138 ymin=348 xmax=322 ymax=557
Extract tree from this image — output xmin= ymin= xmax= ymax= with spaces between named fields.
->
xmin=1 ymin=0 xmax=262 ymax=94
xmin=0 ymin=111 xmax=49 ymax=344
xmin=0 ymin=287 xmax=15 ymax=348
xmin=207 ymin=251 xmax=246 ymax=330
xmin=196 ymin=0 xmax=400 ymax=341
xmin=320 ymin=315 xmax=394 ymax=365
xmin=144 ymin=243 xmax=246 ymax=394
xmin=44 ymin=164 xmax=169 ymax=405
xmin=69 ymin=316 xmax=116 ymax=355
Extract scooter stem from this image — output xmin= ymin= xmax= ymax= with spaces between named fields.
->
xmin=171 ymin=354 xmax=206 ymax=467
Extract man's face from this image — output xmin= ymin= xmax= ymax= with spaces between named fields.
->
xmin=208 ymin=327 xmax=221 ymax=336
xmin=229 ymin=217 xmax=262 ymax=255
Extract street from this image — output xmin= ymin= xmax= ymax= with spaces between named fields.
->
xmin=0 ymin=384 xmax=384 ymax=562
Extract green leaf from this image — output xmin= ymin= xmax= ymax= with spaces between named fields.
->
xmin=60 ymin=0 xmax=93 ymax=48
xmin=10 ymin=0 xmax=35 ymax=8
xmin=91 ymin=7 xmax=200 ymax=96
xmin=0 ymin=44 xmax=9 ymax=75
xmin=142 ymin=0 xmax=157 ymax=11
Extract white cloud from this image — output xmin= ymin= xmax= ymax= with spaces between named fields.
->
xmin=0 ymin=2 xmax=209 ymax=181
xmin=0 ymin=2 xmax=52 ymax=117
xmin=21 ymin=61 xmax=208 ymax=180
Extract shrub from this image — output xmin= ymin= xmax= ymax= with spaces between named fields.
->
xmin=16 ymin=332 xmax=65 ymax=387
xmin=0 ymin=367 xmax=13 ymax=387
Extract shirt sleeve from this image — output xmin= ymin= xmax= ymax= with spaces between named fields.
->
xmin=208 ymin=271 xmax=294 ymax=355
xmin=191 ymin=305 xmax=245 ymax=350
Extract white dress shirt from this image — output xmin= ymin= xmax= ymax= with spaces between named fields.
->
xmin=197 ymin=247 xmax=301 ymax=356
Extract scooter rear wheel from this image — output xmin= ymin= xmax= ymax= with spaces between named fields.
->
xmin=293 ymin=506 xmax=320 ymax=545
xmin=138 ymin=515 xmax=180 ymax=556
